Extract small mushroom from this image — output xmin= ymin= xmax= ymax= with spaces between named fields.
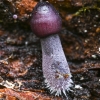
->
xmin=30 ymin=1 xmax=73 ymax=96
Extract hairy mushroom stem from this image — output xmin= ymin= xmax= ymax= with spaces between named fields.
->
xmin=41 ymin=34 xmax=73 ymax=96
xmin=40 ymin=0 xmax=43 ymax=2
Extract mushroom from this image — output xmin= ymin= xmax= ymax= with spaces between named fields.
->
xmin=30 ymin=1 xmax=73 ymax=96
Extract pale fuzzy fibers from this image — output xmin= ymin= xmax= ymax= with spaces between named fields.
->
xmin=41 ymin=34 xmax=73 ymax=96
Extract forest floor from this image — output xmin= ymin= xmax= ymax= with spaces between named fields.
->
xmin=0 ymin=0 xmax=100 ymax=100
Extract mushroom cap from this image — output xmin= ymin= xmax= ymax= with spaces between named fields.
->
xmin=30 ymin=1 xmax=62 ymax=38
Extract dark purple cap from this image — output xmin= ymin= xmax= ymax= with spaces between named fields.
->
xmin=30 ymin=1 xmax=62 ymax=38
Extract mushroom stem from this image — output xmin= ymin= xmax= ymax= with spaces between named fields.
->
xmin=41 ymin=34 xmax=73 ymax=96
xmin=40 ymin=0 xmax=43 ymax=2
